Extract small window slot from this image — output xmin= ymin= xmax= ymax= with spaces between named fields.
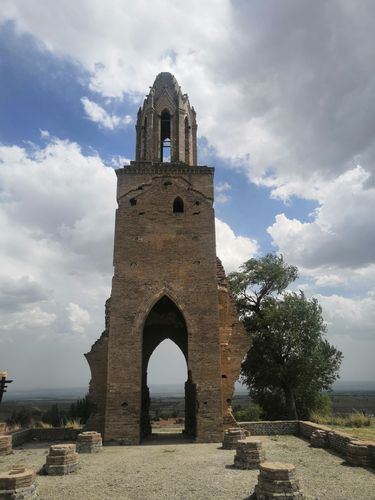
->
xmin=173 ymin=197 xmax=184 ymax=213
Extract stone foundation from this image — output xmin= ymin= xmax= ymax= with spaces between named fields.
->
xmin=0 ymin=435 xmax=12 ymax=456
xmin=77 ymin=431 xmax=102 ymax=453
xmin=222 ymin=427 xmax=247 ymax=449
xmin=0 ymin=465 xmax=37 ymax=499
xmin=310 ymin=429 xmax=329 ymax=448
xmin=44 ymin=444 xmax=79 ymax=475
xmin=252 ymin=462 xmax=304 ymax=500
xmin=233 ymin=438 xmax=265 ymax=470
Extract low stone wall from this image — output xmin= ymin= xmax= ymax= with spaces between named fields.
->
xmin=327 ymin=430 xmax=353 ymax=455
xmin=240 ymin=420 xmax=299 ymax=435
xmin=12 ymin=428 xmax=82 ymax=447
xmin=298 ymin=421 xmax=332 ymax=439
xmin=11 ymin=429 xmax=32 ymax=447
xmin=240 ymin=420 xmax=375 ymax=468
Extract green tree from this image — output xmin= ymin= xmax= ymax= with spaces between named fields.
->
xmin=69 ymin=394 xmax=94 ymax=424
xmin=228 ymin=254 xmax=343 ymax=420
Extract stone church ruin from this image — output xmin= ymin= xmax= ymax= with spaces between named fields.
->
xmin=85 ymin=72 xmax=250 ymax=444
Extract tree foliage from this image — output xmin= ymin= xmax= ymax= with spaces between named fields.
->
xmin=228 ymin=254 xmax=343 ymax=420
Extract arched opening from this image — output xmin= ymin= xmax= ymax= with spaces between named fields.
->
xmin=173 ymin=196 xmax=184 ymax=213
xmin=141 ymin=296 xmax=196 ymax=440
xmin=184 ymin=116 xmax=190 ymax=164
xmin=160 ymin=110 xmax=171 ymax=162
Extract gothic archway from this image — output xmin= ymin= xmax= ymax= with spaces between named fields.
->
xmin=141 ymin=295 xmax=196 ymax=439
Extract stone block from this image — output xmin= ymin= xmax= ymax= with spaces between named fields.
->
xmin=233 ymin=438 xmax=266 ymax=470
xmin=251 ymin=462 xmax=305 ymax=500
xmin=44 ymin=444 xmax=78 ymax=475
xmin=0 ymin=466 xmax=37 ymax=499
xmin=77 ymin=431 xmax=102 ymax=453
xmin=222 ymin=427 xmax=247 ymax=449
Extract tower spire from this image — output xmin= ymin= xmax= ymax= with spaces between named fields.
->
xmin=135 ymin=72 xmax=197 ymax=165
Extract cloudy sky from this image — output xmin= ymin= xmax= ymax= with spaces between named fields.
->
xmin=0 ymin=1 xmax=374 ymax=392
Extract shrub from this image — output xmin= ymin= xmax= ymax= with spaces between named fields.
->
xmin=235 ymin=404 xmax=262 ymax=422
xmin=42 ymin=404 xmax=67 ymax=427
xmin=69 ymin=394 xmax=94 ymax=424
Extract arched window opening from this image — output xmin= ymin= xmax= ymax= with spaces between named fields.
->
xmin=184 ymin=116 xmax=190 ymax=164
xmin=173 ymin=197 xmax=184 ymax=213
xmin=142 ymin=117 xmax=147 ymax=160
xmin=160 ymin=110 xmax=171 ymax=162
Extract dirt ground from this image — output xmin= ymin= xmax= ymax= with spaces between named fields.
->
xmin=1 ymin=434 xmax=374 ymax=499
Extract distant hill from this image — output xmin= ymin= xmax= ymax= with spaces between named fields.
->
xmin=3 ymin=380 xmax=374 ymax=401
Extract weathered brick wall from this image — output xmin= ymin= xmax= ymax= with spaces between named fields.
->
xmin=240 ymin=420 xmax=299 ymax=435
xmin=217 ymin=259 xmax=251 ymax=429
xmin=104 ymin=163 xmax=223 ymax=444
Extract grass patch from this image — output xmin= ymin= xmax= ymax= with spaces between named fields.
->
xmin=310 ymin=410 xmax=373 ymax=428
xmin=310 ymin=411 xmax=375 ymax=440
xmin=327 ymin=424 xmax=375 ymax=441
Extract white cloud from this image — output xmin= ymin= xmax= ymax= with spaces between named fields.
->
xmin=0 ymin=306 xmax=56 ymax=334
xmin=81 ymin=97 xmax=132 ymax=129
xmin=215 ymin=218 xmax=258 ymax=273
xmin=215 ymin=181 xmax=231 ymax=204
xmin=267 ymin=166 xmax=375 ymax=278
xmin=66 ymin=303 xmax=91 ymax=334
xmin=2 ymin=0 xmax=374 ymax=193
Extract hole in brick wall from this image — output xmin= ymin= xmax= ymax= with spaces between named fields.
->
xmin=164 ymin=181 xmax=172 ymax=186
xmin=193 ymin=211 xmax=200 ymax=215
xmin=130 ymin=198 xmax=137 ymax=206
xmin=130 ymin=262 xmax=137 ymax=267
xmin=137 ymin=186 xmax=143 ymax=190
xmin=222 ymin=374 xmax=227 ymax=379
xmin=139 ymin=211 xmax=145 ymax=215
xmin=192 ymin=235 xmax=199 ymax=240
xmin=121 ymin=402 xmax=128 ymax=407
xmin=203 ymin=401 xmax=208 ymax=405
xmin=226 ymin=398 xmax=231 ymax=404
xmin=193 ymin=260 xmax=201 ymax=265
xmin=195 ymin=201 xmax=200 ymax=206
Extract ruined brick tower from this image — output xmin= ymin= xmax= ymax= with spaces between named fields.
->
xmin=85 ymin=72 xmax=250 ymax=444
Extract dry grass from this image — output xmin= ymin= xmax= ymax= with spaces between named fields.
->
xmin=310 ymin=410 xmax=375 ymax=440
xmin=63 ymin=418 xmax=82 ymax=429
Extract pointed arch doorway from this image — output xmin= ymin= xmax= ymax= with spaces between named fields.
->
xmin=141 ymin=296 xmax=196 ymax=440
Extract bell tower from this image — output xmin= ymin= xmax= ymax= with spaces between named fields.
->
xmin=85 ymin=73 xmax=250 ymax=445
xmin=135 ymin=72 xmax=197 ymax=165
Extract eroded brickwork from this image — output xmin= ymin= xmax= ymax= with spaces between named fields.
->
xmin=85 ymin=73 xmax=249 ymax=444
